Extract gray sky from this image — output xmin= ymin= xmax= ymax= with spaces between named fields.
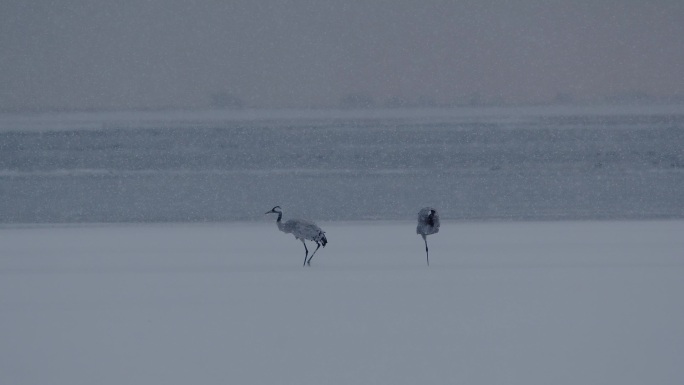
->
xmin=1 ymin=0 xmax=683 ymax=111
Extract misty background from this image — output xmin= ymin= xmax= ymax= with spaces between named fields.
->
xmin=2 ymin=0 xmax=683 ymax=112
xmin=1 ymin=1 xmax=683 ymax=223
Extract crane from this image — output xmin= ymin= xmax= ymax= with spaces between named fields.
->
xmin=417 ymin=207 xmax=440 ymax=266
xmin=265 ymin=206 xmax=328 ymax=267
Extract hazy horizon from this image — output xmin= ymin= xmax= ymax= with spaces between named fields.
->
xmin=2 ymin=1 xmax=683 ymax=112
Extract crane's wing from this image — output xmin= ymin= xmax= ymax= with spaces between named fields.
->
xmin=285 ymin=219 xmax=327 ymax=244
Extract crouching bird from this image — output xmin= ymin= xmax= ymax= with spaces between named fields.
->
xmin=266 ymin=206 xmax=327 ymax=267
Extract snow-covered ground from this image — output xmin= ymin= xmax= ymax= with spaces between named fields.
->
xmin=2 ymin=220 xmax=683 ymax=385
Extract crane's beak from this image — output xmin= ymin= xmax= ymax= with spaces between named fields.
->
xmin=265 ymin=210 xmax=272 ymax=214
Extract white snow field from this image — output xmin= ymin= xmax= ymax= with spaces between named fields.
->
xmin=2 ymin=220 xmax=684 ymax=385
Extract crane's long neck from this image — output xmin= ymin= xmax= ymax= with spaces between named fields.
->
xmin=274 ymin=211 xmax=286 ymax=232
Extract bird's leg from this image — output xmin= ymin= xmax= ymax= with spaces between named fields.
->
xmin=423 ymin=235 xmax=429 ymax=266
xmin=307 ymin=242 xmax=321 ymax=266
xmin=301 ymin=240 xmax=309 ymax=267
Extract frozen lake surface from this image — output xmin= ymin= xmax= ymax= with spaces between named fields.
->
xmin=2 ymin=220 xmax=683 ymax=385
xmin=2 ymin=105 xmax=683 ymax=222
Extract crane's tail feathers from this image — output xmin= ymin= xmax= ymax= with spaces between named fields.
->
xmin=320 ymin=232 xmax=328 ymax=247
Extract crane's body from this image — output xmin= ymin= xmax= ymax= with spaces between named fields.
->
xmin=266 ymin=206 xmax=327 ymax=266
xmin=417 ymin=207 xmax=440 ymax=266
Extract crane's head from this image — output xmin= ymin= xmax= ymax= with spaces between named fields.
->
xmin=265 ymin=206 xmax=282 ymax=215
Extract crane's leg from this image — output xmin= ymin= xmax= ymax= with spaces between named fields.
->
xmin=423 ymin=234 xmax=429 ymax=266
xmin=307 ymin=242 xmax=321 ymax=266
xmin=301 ymin=240 xmax=309 ymax=267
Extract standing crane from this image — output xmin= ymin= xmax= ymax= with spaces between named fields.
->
xmin=417 ymin=207 xmax=440 ymax=266
xmin=265 ymin=206 xmax=328 ymax=267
